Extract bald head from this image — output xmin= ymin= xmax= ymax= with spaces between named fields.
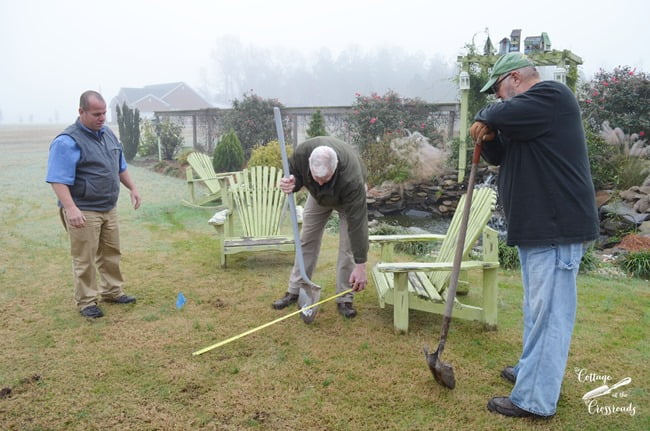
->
xmin=78 ymin=90 xmax=107 ymax=131
xmin=79 ymin=90 xmax=105 ymax=110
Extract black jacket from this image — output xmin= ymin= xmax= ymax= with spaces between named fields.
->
xmin=475 ymin=80 xmax=599 ymax=246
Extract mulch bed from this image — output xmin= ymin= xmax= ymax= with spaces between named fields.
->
xmin=617 ymin=234 xmax=650 ymax=252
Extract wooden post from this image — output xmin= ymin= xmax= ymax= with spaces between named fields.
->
xmin=192 ymin=115 xmax=197 ymax=149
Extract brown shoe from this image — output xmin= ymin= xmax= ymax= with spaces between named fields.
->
xmin=337 ymin=302 xmax=357 ymax=318
xmin=487 ymin=397 xmax=547 ymax=418
xmin=272 ymin=292 xmax=299 ymax=310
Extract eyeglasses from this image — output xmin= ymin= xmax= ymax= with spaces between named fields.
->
xmin=492 ymin=72 xmax=512 ymax=93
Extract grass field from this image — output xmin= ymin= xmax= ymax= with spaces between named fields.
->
xmin=0 ymin=125 xmax=648 ymax=430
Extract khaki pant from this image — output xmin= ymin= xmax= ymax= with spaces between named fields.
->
xmin=61 ymin=208 xmax=125 ymax=310
xmin=287 ymin=196 xmax=354 ymax=304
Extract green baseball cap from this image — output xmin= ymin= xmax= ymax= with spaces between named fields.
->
xmin=480 ymin=52 xmax=535 ymax=93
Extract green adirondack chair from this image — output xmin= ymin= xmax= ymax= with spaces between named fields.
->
xmin=183 ymin=152 xmax=238 ymax=209
xmin=369 ymin=187 xmax=499 ymax=333
xmin=208 ymin=165 xmax=302 ymax=268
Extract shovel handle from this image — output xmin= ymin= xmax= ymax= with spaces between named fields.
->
xmin=273 ymin=107 xmax=316 ymax=287
xmin=437 ymin=139 xmax=483 ymax=349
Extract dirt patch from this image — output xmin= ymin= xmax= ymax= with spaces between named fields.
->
xmin=131 ymin=159 xmax=187 ymax=179
xmin=0 ymin=375 xmax=41 ymax=400
xmin=251 ymin=411 xmax=270 ymax=423
xmin=618 ymin=234 xmax=650 ymax=252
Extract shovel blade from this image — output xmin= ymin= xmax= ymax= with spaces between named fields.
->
xmin=424 ymin=346 xmax=456 ymax=389
xmin=298 ymin=283 xmax=321 ymax=324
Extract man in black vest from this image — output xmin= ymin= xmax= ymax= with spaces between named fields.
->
xmin=46 ymin=90 xmax=141 ymax=318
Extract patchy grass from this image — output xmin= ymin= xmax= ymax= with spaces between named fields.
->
xmin=0 ymin=125 xmax=648 ymax=430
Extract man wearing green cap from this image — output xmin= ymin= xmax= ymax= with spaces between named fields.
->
xmin=470 ymin=52 xmax=599 ymax=418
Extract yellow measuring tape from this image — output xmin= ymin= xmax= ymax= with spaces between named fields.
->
xmin=192 ymin=288 xmax=354 ymax=356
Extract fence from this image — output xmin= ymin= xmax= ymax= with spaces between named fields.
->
xmin=154 ymin=103 xmax=459 ymax=154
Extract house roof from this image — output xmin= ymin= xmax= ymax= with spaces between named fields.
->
xmin=110 ymin=82 xmax=212 ymax=113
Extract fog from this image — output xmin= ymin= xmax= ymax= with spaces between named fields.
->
xmin=0 ymin=0 xmax=647 ymax=124
xmin=202 ymin=37 xmax=458 ymax=108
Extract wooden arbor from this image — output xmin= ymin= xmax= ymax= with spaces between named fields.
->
xmin=456 ymin=49 xmax=583 ymax=181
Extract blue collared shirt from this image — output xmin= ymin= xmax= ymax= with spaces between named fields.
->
xmin=46 ymin=122 xmax=127 ymax=185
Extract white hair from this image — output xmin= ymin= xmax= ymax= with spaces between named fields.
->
xmin=309 ymin=146 xmax=338 ymax=178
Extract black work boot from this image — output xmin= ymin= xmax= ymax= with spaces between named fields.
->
xmin=487 ymin=397 xmax=547 ymax=418
xmin=501 ymin=366 xmax=517 ymax=384
xmin=337 ymin=302 xmax=357 ymax=318
xmin=272 ymin=292 xmax=299 ymax=310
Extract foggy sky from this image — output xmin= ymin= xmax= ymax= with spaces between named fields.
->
xmin=0 ymin=0 xmax=647 ymax=124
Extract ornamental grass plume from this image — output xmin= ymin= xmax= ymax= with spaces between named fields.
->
xmin=600 ymin=121 xmax=649 ymax=158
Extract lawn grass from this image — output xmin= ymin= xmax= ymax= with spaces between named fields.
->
xmin=0 ymin=125 xmax=648 ymax=430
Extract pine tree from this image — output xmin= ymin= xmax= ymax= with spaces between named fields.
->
xmin=213 ymin=129 xmax=244 ymax=173
xmin=116 ymin=102 xmax=140 ymax=161
xmin=306 ymin=109 xmax=327 ymax=138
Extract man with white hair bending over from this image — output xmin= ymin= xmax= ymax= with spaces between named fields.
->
xmin=273 ymin=136 xmax=368 ymax=319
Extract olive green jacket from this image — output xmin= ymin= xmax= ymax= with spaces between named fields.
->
xmin=288 ymin=136 xmax=368 ymax=264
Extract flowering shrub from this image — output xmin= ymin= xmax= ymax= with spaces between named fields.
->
xmin=346 ymin=91 xmax=445 ymax=151
xmin=580 ymin=66 xmax=649 ymax=137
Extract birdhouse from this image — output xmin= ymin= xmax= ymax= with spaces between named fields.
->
xmin=509 ymin=29 xmax=521 ymax=52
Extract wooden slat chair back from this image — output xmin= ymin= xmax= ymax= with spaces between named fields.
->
xmin=369 ymin=187 xmax=499 ymax=333
xmin=429 ymin=187 xmax=497 ymax=294
xmin=183 ymin=152 xmax=238 ymax=209
xmin=229 ymin=166 xmax=288 ymax=237
xmin=209 ymin=166 xmax=302 ymax=268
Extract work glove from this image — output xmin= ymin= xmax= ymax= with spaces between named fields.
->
xmin=470 ymin=121 xmax=496 ymax=142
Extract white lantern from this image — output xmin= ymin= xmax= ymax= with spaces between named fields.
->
xmin=459 ymin=71 xmax=470 ymax=90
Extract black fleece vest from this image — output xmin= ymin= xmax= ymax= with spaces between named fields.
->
xmin=57 ymin=120 xmax=122 ymax=211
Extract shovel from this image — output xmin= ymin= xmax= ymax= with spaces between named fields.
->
xmin=424 ymin=138 xmax=483 ymax=389
xmin=273 ymin=107 xmax=321 ymax=324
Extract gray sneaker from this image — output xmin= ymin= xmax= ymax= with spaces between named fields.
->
xmin=337 ymin=302 xmax=357 ymax=318
xmin=104 ymin=295 xmax=136 ymax=304
xmin=80 ymin=305 xmax=103 ymax=318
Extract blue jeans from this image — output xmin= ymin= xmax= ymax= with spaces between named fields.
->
xmin=510 ymin=243 xmax=586 ymax=416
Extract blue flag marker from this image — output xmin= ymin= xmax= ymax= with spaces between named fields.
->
xmin=176 ymin=292 xmax=186 ymax=309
